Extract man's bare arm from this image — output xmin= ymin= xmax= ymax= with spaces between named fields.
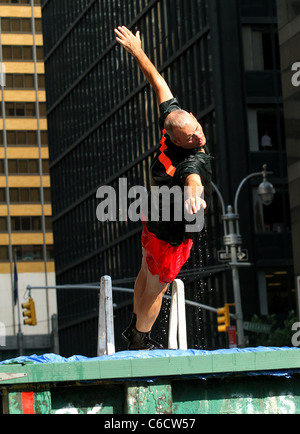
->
xmin=114 ymin=26 xmax=173 ymax=106
xmin=184 ymin=174 xmax=207 ymax=215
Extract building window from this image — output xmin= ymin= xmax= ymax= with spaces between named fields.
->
xmin=243 ymin=25 xmax=280 ymax=71
xmin=14 ymin=244 xmax=52 ymax=262
xmin=36 ymin=46 xmax=44 ymax=61
xmin=1 ymin=18 xmax=32 ymax=33
xmin=7 ymin=159 xmax=42 ymax=174
xmin=0 ymin=217 xmax=7 ymax=232
xmin=0 ymin=246 xmax=8 ymax=261
xmin=11 ymin=216 xmax=40 ymax=231
xmin=8 ymin=159 xmax=48 ymax=175
xmin=39 ymin=102 xmax=47 ymax=117
xmin=5 ymin=74 xmax=45 ymax=89
xmin=4 ymin=131 xmax=46 ymax=146
xmin=34 ymin=18 xmax=42 ymax=33
xmin=0 ymin=0 xmax=29 ymax=3
xmin=9 ymin=216 xmax=52 ymax=231
xmin=6 ymin=102 xmax=35 ymax=117
xmin=38 ymin=74 xmax=45 ymax=89
xmin=2 ymin=46 xmax=33 ymax=61
xmin=15 ymin=245 xmax=43 ymax=261
xmin=43 ymin=188 xmax=51 ymax=202
xmin=0 ymin=188 xmax=5 ymax=202
xmin=258 ymin=268 xmax=295 ymax=315
xmin=247 ymin=106 xmax=286 ymax=151
xmin=5 ymin=102 xmax=46 ymax=118
xmin=1 ymin=18 xmax=43 ymax=34
xmin=0 ymin=0 xmax=40 ymax=5
xmin=266 ymin=269 xmax=293 ymax=314
xmin=42 ymin=160 xmax=49 ymax=174
xmin=9 ymin=188 xmax=51 ymax=203
xmin=46 ymin=245 xmax=54 ymax=260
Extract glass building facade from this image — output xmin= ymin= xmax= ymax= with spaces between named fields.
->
xmin=41 ymin=0 xmax=295 ymax=356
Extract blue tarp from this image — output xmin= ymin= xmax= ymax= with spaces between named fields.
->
xmin=1 ymin=346 xmax=300 ymax=366
xmin=0 ymin=347 xmax=300 ymax=380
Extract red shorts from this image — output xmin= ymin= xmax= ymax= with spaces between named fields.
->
xmin=141 ymin=222 xmax=193 ymax=284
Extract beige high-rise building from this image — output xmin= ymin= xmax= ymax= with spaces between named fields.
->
xmin=0 ymin=0 xmax=57 ymax=359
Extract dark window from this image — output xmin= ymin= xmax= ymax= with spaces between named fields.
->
xmin=5 ymin=102 xmax=36 ymax=117
xmin=11 ymin=216 xmax=43 ymax=231
xmin=2 ymin=46 xmax=33 ymax=61
xmin=0 ymin=217 xmax=7 ymax=231
xmin=9 ymin=188 xmax=40 ymax=203
xmin=0 ymin=246 xmax=8 ymax=261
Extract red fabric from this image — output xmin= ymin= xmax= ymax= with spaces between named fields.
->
xmin=141 ymin=222 xmax=193 ymax=283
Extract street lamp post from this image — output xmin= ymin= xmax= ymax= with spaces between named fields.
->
xmin=212 ymin=165 xmax=275 ymax=347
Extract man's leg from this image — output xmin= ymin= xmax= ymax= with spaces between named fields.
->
xmin=123 ymin=248 xmax=169 ymax=349
xmin=134 ymin=248 xmax=169 ymax=333
xmin=122 ymin=249 xmax=148 ymax=343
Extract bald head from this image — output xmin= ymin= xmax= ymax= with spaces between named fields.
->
xmin=164 ymin=110 xmax=206 ymax=149
xmin=164 ymin=110 xmax=192 ymax=141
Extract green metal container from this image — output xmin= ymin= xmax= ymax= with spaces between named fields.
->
xmin=1 ymin=348 xmax=300 ymax=414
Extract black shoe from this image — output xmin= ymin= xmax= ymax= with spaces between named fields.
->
xmin=122 ymin=313 xmax=137 ymax=343
xmin=128 ymin=328 xmax=164 ymax=351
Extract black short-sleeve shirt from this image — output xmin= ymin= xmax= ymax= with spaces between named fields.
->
xmin=150 ymin=98 xmax=211 ymax=187
xmin=147 ymin=98 xmax=212 ymax=245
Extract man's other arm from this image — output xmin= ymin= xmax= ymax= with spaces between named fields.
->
xmin=184 ymin=174 xmax=207 ymax=215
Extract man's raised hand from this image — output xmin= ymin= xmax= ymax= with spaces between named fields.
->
xmin=114 ymin=26 xmax=141 ymax=56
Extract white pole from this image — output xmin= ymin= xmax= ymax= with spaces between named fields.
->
xmin=97 ymin=277 xmax=106 ymax=356
xmin=97 ymin=276 xmax=115 ymax=356
xmin=168 ymin=279 xmax=188 ymax=350
xmin=176 ymin=279 xmax=188 ymax=350
xmin=105 ymin=276 xmax=115 ymax=356
xmin=168 ymin=282 xmax=178 ymax=349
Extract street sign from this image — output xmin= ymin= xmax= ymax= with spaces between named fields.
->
xmin=237 ymin=249 xmax=248 ymax=262
xmin=217 ymin=250 xmax=231 ymax=262
xmin=243 ymin=321 xmax=272 ymax=334
xmin=218 ymin=249 xmax=248 ymax=262
xmin=226 ymin=326 xmax=237 ymax=348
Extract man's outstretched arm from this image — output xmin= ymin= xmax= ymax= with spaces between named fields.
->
xmin=114 ymin=26 xmax=173 ymax=106
xmin=184 ymin=174 xmax=207 ymax=215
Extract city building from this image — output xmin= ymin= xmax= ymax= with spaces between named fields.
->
xmin=0 ymin=0 xmax=57 ymax=360
xmin=41 ymin=0 xmax=295 ymax=356
xmin=276 ymin=0 xmax=300 ymax=317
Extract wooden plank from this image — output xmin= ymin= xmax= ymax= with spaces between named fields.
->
xmin=0 ymin=349 xmax=300 ymax=386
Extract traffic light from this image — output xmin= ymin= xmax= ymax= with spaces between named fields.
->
xmin=217 ymin=303 xmax=234 ymax=333
xmin=22 ymin=297 xmax=37 ymax=326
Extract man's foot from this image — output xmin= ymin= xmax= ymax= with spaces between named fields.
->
xmin=127 ymin=328 xmax=164 ymax=351
xmin=122 ymin=313 xmax=137 ymax=343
